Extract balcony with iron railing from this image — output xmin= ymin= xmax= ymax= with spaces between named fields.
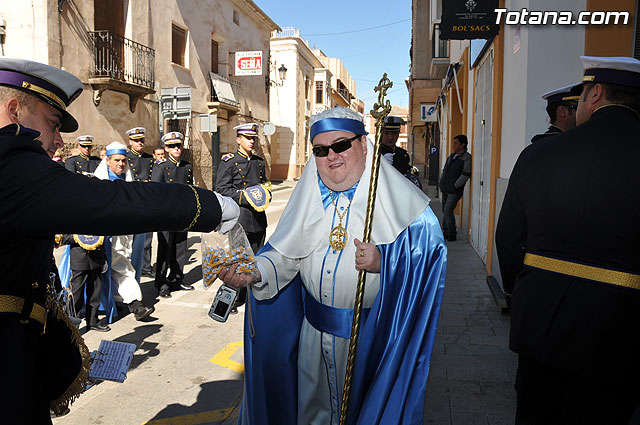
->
xmin=88 ymin=30 xmax=156 ymax=112
xmin=431 ymin=24 xmax=449 ymax=79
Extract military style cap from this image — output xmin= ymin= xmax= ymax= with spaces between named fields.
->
xmin=234 ymin=123 xmax=259 ymax=137
xmin=105 ymin=141 xmax=127 ymax=156
xmin=76 ymin=135 xmax=94 ymax=146
xmin=0 ymin=58 xmax=83 ymax=132
xmin=126 ymin=127 xmax=146 ymax=140
xmin=162 ymin=131 xmax=184 ymax=145
xmin=309 ymin=106 xmax=367 ymax=141
xmin=572 ymin=56 xmax=640 ymax=93
xmin=542 ymin=84 xmax=579 ymax=106
xmin=382 ymin=115 xmax=406 ymax=132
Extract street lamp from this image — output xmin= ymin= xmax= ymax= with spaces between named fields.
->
xmin=265 ymin=63 xmax=287 ymax=92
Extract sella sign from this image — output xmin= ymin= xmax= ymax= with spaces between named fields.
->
xmin=235 ymin=51 xmax=262 ymax=76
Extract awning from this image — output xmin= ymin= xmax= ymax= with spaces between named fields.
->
xmin=210 ymin=72 xmax=240 ymax=109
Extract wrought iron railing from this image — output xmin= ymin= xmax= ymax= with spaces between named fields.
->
xmin=89 ymin=30 xmax=155 ymax=89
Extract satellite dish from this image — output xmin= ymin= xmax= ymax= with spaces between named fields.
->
xmin=263 ymin=122 xmax=276 ymax=136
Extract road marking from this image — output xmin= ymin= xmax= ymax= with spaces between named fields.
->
xmin=142 ymin=407 xmax=233 ymax=424
xmin=210 ymin=341 xmax=244 ymax=373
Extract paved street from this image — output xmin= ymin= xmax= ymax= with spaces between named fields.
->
xmin=424 ymin=199 xmax=517 ymax=425
xmin=53 ymin=182 xmax=517 ymax=425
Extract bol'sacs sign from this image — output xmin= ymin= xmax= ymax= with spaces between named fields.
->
xmin=235 ymin=51 xmax=262 ymax=76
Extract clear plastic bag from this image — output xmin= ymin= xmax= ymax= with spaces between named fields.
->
xmin=201 ymin=223 xmax=258 ymax=289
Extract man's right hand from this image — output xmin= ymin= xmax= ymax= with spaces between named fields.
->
xmin=218 ymin=263 xmax=260 ymax=289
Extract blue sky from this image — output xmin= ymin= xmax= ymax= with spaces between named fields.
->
xmin=255 ymin=0 xmax=412 ymax=114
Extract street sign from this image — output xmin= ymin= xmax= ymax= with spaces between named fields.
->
xmin=420 ymin=103 xmax=437 ymax=122
xmin=235 ymin=51 xmax=262 ymax=76
xmin=200 ymin=114 xmax=218 ymax=133
xmin=263 ymin=122 xmax=276 ymax=136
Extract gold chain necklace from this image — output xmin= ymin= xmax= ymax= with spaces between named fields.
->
xmin=328 ymin=190 xmax=351 ymax=250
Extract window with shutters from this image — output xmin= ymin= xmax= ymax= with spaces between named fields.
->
xmin=211 ymin=39 xmax=219 ymax=74
xmin=172 ymin=24 xmax=187 ymax=67
xmin=316 ymin=81 xmax=324 ymax=104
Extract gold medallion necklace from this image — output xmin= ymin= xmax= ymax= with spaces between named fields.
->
xmin=328 ymin=190 xmax=351 ymax=250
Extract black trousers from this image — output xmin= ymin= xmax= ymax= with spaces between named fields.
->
xmin=236 ymin=230 xmax=266 ymax=306
xmin=69 ymin=268 xmax=102 ymax=327
xmin=516 ymin=355 xmax=640 ymax=425
xmin=142 ymin=232 xmax=153 ymax=273
xmin=155 ymin=231 xmax=187 ymax=289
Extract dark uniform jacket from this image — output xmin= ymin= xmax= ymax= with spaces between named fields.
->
xmin=440 ymin=150 xmax=472 ymax=195
xmin=530 ymin=124 xmax=562 ymax=143
xmin=65 ymin=153 xmax=100 ymax=174
xmin=127 ymin=148 xmax=154 ymax=181
xmin=215 ymin=150 xmax=267 ymax=233
xmin=380 ymin=145 xmax=411 ymax=175
xmin=0 ymin=124 xmax=221 ymax=423
xmin=495 ymin=105 xmax=640 ymax=384
xmin=151 ymin=156 xmax=193 ymax=185
xmin=60 ymin=234 xmax=105 ymax=271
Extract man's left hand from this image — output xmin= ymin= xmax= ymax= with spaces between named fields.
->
xmin=354 ymin=238 xmax=381 ymax=273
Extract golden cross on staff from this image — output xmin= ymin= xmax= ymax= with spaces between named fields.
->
xmin=339 ymin=73 xmax=393 ymax=425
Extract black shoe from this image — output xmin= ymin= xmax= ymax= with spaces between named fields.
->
xmin=179 ymin=283 xmax=195 ymax=291
xmin=159 ymin=286 xmax=172 ymax=298
xmin=448 ymin=234 xmax=456 ymax=242
xmin=89 ymin=323 xmax=111 ymax=332
xmin=141 ymin=271 xmax=154 ymax=278
xmin=133 ymin=305 xmax=155 ymax=321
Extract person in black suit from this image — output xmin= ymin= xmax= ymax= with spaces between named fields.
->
xmin=151 ymin=131 xmax=195 ymax=298
xmin=65 ymin=135 xmax=100 ymax=174
xmin=126 ymin=126 xmax=155 ymax=277
xmin=0 ymin=57 xmax=238 ymax=424
xmin=495 ymin=56 xmax=640 ymax=425
xmin=530 ymin=84 xmax=579 ymax=143
xmin=215 ymin=123 xmax=270 ymax=311
xmin=59 ymin=234 xmax=108 ymax=332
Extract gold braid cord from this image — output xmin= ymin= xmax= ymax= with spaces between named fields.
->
xmin=339 ymin=73 xmax=392 ymax=425
xmin=46 ymin=298 xmax=91 ymax=415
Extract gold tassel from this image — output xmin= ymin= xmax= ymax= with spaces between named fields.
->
xmin=46 ymin=298 xmax=92 ymax=416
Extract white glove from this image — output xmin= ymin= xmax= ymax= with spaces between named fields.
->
xmin=383 ymin=152 xmax=394 ymax=164
xmin=214 ymin=192 xmax=240 ymax=234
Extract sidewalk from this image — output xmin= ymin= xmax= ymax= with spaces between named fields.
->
xmin=424 ymin=198 xmax=517 ymax=425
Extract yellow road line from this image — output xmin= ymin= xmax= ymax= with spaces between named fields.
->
xmin=142 ymin=407 xmax=233 ymax=424
xmin=210 ymin=341 xmax=244 ymax=373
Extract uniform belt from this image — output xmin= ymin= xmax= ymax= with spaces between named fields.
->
xmin=0 ymin=295 xmax=47 ymax=325
xmin=523 ymin=253 xmax=640 ymax=290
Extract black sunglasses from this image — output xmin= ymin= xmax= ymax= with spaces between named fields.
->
xmin=166 ymin=144 xmax=182 ymax=149
xmin=312 ymin=135 xmax=360 ymax=157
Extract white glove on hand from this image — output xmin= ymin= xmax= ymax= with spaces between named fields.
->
xmin=383 ymin=152 xmax=394 ymax=164
xmin=214 ymin=192 xmax=240 ymax=234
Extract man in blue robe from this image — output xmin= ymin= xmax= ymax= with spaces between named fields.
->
xmin=221 ymin=106 xmax=447 ymax=425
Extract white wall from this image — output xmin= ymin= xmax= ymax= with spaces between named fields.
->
xmin=499 ymin=0 xmax=586 ymax=178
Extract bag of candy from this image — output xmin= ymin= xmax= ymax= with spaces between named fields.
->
xmin=201 ymin=223 xmax=258 ymax=289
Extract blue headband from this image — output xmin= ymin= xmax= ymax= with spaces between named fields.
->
xmin=310 ymin=118 xmax=367 ymax=141
xmin=106 ymin=148 xmax=127 ymax=156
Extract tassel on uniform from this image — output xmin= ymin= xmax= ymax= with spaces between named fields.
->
xmin=46 ymin=298 xmax=91 ymax=416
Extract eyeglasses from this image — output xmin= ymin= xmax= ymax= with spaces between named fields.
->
xmin=312 ymin=135 xmax=360 ymax=157
xmin=166 ymin=144 xmax=182 ymax=149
